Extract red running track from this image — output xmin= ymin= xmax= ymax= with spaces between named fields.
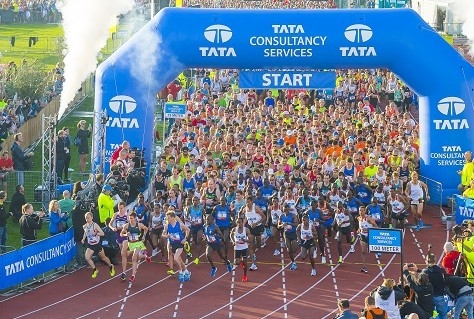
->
xmin=1 ymin=207 xmax=450 ymax=319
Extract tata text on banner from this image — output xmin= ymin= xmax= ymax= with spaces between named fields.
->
xmin=455 ymin=195 xmax=474 ymax=225
xmin=0 ymin=228 xmax=76 ymax=290
xmin=238 ymin=70 xmax=336 ymax=89
xmin=164 ymin=103 xmax=186 ymax=119
xmin=368 ymin=228 xmax=402 ymax=254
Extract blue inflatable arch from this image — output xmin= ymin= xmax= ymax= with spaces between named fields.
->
xmin=94 ymin=8 xmax=474 ymax=199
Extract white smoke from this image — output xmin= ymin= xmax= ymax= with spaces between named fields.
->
xmin=57 ymin=0 xmax=135 ymax=120
xmin=451 ymin=0 xmax=474 ymax=56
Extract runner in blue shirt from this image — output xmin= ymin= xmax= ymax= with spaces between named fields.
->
xmin=204 ymin=214 xmax=233 ymax=277
xmin=212 ymin=196 xmax=233 ymax=258
xmin=305 ymin=200 xmax=327 ymax=264
xmin=162 ymin=211 xmax=191 ymax=282
xmin=259 ymin=179 xmax=276 ymax=200
xmin=184 ymin=196 xmax=204 ymax=265
xmin=279 ymin=203 xmax=299 ymax=271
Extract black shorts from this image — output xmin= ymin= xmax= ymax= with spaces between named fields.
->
xmin=151 ymin=228 xmax=163 ymax=236
xmin=338 ymin=225 xmax=351 ymax=236
xmin=249 ymin=224 xmax=264 ymax=237
xmin=191 ymin=226 xmax=203 ymax=235
xmin=391 ymin=210 xmax=409 ymax=221
xmin=87 ymin=243 xmax=103 ymax=254
xmin=235 ymin=248 xmax=248 ymax=259
xmin=284 ymin=232 xmax=297 ymax=241
xmin=170 ymin=242 xmax=184 ymax=253
xmin=207 ymin=242 xmax=222 ymax=251
xmin=300 ymin=238 xmax=315 ymax=250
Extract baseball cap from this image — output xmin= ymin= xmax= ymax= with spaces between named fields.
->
xmin=196 ymin=166 xmax=204 ymax=174
xmin=267 ymin=168 xmax=274 ymax=175
xmin=378 ymin=158 xmax=385 ymax=164
xmin=102 ymin=184 xmax=113 ymax=192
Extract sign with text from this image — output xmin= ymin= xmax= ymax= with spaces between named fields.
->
xmin=368 ymin=228 xmax=402 ymax=254
xmin=455 ymin=195 xmax=474 ymax=225
xmin=238 ymin=70 xmax=336 ymax=89
xmin=0 ymin=228 xmax=76 ymax=290
xmin=164 ymin=103 xmax=186 ymax=119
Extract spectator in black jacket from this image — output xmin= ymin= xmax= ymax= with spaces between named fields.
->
xmin=444 ymin=274 xmax=474 ymax=319
xmin=19 ymin=203 xmax=44 ymax=246
xmin=0 ymin=191 xmax=12 ymax=254
xmin=101 ymin=217 xmax=119 ymax=265
xmin=421 ymin=253 xmax=448 ymax=319
xmin=403 ymin=264 xmax=434 ymax=319
xmin=398 ymin=300 xmax=429 ymax=319
xmin=11 ymin=133 xmax=33 ymax=185
xmin=62 ymin=127 xmax=72 ymax=182
xmin=56 ymin=130 xmax=67 ymax=185
xmin=10 ymin=184 xmax=26 ymax=223
xmin=71 ymin=203 xmax=86 ymax=268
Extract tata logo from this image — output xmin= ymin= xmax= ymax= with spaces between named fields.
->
xmin=107 ymin=95 xmax=139 ymax=129
xmin=5 ymin=260 xmax=24 ymax=276
xmin=199 ymin=24 xmax=236 ymax=57
xmin=433 ymin=96 xmax=469 ymax=130
xmin=340 ymin=24 xmax=376 ymax=57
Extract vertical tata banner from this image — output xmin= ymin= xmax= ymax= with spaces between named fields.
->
xmin=455 ymin=195 xmax=474 ymax=225
xmin=0 ymin=228 xmax=76 ymax=290
xmin=238 ymin=70 xmax=336 ymax=89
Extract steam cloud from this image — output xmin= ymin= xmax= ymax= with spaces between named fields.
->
xmin=452 ymin=0 xmax=474 ymax=56
xmin=57 ymin=0 xmax=135 ymax=120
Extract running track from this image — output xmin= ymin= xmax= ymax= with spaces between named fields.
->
xmin=1 ymin=207 xmax=450 ymax=319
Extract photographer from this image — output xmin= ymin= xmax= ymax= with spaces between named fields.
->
xmin=419 ymin=254 xmax=448 ymax=319
xmin=48 ymin=199 xmax=68 ymax=236
xmin=444 ymin=274 xmax=474 ymax=319
xmin=19 ymin=203 xmax=44 ymax=246
xmin=402 ymin=264 xmax=434 ymax=319
xmin=98 ymin=184 xmax=119 ymax=227
xmin=454 ymin=222 xmax=474 ymax=285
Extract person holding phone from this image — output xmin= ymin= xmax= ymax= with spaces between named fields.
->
xmin=76 ymin=120 xmax=92 ymax=173
xmin=19 ymin=203 xmax=44 ymax=246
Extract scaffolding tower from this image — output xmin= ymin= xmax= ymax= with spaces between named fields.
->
xmin=92 ymin=111 xmax=108 ymax=174
xmin=41 ymin=114 xmax=57 ymax=210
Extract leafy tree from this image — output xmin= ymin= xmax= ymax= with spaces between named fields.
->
xmin=2 ymin=60 xmax=51 ymax=101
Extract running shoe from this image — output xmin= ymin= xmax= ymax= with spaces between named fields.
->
xmin=350 ymin=245 xmax=355 ymax=253
xmin=194 ymin=258 xmax=200 ymax=265
xmin=418 ymin=219 xmax=424 ymax=228
xmin=167 ymin=269 xmax=176 ymax=275
xmin=241 ymin=275 xmax=248 ymax=282
xmin=210 ymin=267 xmax=217 ymax=277
xmin=91 ymin=269 xmax=98 ymax=278
xmin=361 ymin=267 xmax=368 ymax=273
xmin=184 ymin=270 xmax=191 ymax=282
xmin=351 ymin=233 xmax=356 ymax=243
xmin=120 ymin=273 xmax=126 ymax=281
xmin=311 ymin=269 xmax=317 ymax=276
xmin=178 ymin=272 xmax=185 ymax=283
xmin=376 ymin=252 xmax=382 ymax=258
xmin=109 ymin=265 xmax=115 ymax=277
xmin=151 ymin=248 xmax=158 ymax=257
xmin=226 ymin=262 xmax=233 ymax=273
xmin=321 ymin=256 xmax=327 ymax=264
xmin=186 ymin=251 xmax=193 ymax=259
xmin=129 ymin=275 xmax=135 ymax=282
xmin=338 ymin=256 xmax=343 ymax=264
xmin=290 ymin=262 xmax=297 ymax=271
xmin=249 ymin=263 xmax=258 ymax=271
xmin=274 ymin=249 xmax=280 ymax=256
xmin=415 ymin=225 xmax=420 ymax=232
xmin=146 ymin=255 xmax=151 ymax=263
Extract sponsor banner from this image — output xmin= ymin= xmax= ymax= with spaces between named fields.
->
xmin=367 ymin=228 xmax=402 ymax=254
xmin=0 ymin=228 xmax=76 ymax=290
xmin=164 ymin=103 xmax=187 ymax=119
xmin=455 ymin=195 xmax=474 ymax=225
xmin=238 ymin=70 xmax=336 ymax=89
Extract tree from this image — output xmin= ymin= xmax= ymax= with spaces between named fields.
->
xmin=2 ymin=60 xmax=51 ymax=102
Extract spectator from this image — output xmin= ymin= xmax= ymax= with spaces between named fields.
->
xmin=56 ymin=129 xmax=66 ymax=185
xmin=462 ymin=179 xmax=474 ymax=199
xmin=334 ymin=299 xmax=358 ymax=319
xmin=62 ymin=127 xmax=72 ymax=182
xmin=75 ymin=120 xmax=92 ymax=173
xmin=371 ymin=278 xmax=405 ymax=319
xmin=458 ymin=151 xmax=474 ymax=193
xmin=0 ymin=191 xmax=12 ymax=254
xmin=444 ymin=274 xmax=474 ymax=319
xmin=418 ymin=253 xmax=448 ymax=319
xmin=9 ymin=184 xmax=26 ymax=223
xmin=0 ymin=150 xmax=14 ymax=191
xmin=19 ymin=203 xmax=44 ymax=246
xmin=59 ymin=190 xmax=75 ymax=230
xmin=71 ymin=182 xmax=86 ymax=268
xmin=98 ymin=184 xmax=116 ymax=226
xmin=110 ymin=140 xmax=130 ymax=166
xmin=48 ymin=199 xmax=68 ymax=236
xmin=402 ymin=266 xmax=434 ymax=319
xmin=361 ymin=295 xmax=387 ymax=319
xmin=11 ymin=132 xmax=34 ymax=185
xmin=442 ymin=241 xmax=461 ymax=275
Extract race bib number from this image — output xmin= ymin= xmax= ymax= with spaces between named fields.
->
xmin=116 ymin=220 xmax=126 ymax=229
xmin=192 ymin=217 xmax=202 ymax=224
xmin=411 ymin=199 xmax=420 ymax=205
xmin=102 ymin=240 xmax=108 ymax=246
xmin=129 ymin=233 xmax=140 ymax=241
xmin=169 ymin=233 xmax=180 ymax=242
xmin=217 ymin=211 xmax=227 ymax=220
xmin=207 ymin=235 xmax=217 ymax=243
